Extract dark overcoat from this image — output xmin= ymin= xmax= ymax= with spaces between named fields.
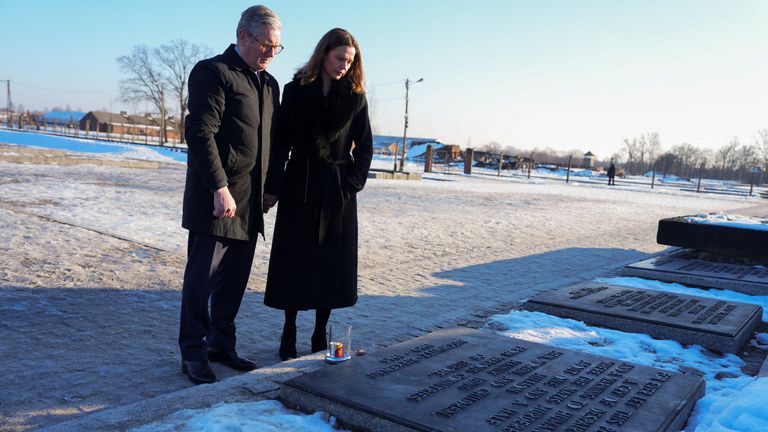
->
xmin=264 ymin=76 xmax=373 ymax=310
xmin=182 ymin=44 xmax=281 ymax=241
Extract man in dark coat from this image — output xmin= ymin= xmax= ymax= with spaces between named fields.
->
xmin=607 ymin=162 xmax=616 ymax=185
xmin=178 ymin=5 xmax=283 ymax=385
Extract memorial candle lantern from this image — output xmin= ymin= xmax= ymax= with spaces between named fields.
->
xmin=325 ymin=324 xmax=352 ymax=363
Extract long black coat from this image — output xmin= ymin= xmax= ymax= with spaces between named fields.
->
xmin=264 ymin=77 xmax=373 ymax=310
xmin=182 ymin=44 xmax=281 ymax=241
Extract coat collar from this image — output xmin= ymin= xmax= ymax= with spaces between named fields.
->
xmin=293 ymin=75 xmax=354 ymax=99
xmin=289 ymin=76 xmax=361 ymax=162
xmin=223 ymin=44 xmax=273 ymax=83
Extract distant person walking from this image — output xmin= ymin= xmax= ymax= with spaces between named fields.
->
xmin=607 ymin=162 xmax=616 ymax=186
xmin=178 ymin=5 xmax=283 ymax=385
xmin=263 ymin=28 xmax=373 ymax=360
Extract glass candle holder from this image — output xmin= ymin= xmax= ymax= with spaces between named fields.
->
xmin=325 ymin=324 xmax=352 ymax=363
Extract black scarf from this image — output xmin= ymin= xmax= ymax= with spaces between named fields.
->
xmin=290 ymin=76 xmax=362 ymax=162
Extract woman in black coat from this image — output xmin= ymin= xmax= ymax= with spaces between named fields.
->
xmin=264 ymin=28 xmax=373 ymax=360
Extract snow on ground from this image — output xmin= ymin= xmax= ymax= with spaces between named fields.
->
xmin=2 ymin=132 xmax=768 ymax=430
xmin=0 ymin=129 xmax=186 ymax=164
xmin=374 ymin=157 xmax=763 ymax=199
xmin=0 ymin=147 xmax=755 ymax=260
xmin=0 ymin=162 xmax=187 ymax=252
xmin=681 ymin=212 xmax=768 ymax=232
xmin=131 ymin=400 xmax=347 ymax=432
xmin=491 ymin=275 xmax=768 ymax=432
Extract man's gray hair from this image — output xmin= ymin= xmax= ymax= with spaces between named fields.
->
xmin=237 ymin=5 xmax=282 ymax=36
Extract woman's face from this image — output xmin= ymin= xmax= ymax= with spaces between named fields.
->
xmin=323 ymin=45 xmax=356 ymax=81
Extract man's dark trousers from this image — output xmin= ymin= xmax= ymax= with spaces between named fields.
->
xmin=179 ymin=231 xmax=257 ymax=361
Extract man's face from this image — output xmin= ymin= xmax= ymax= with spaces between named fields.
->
xmin=237 ymin=26 xmax=281 ymax=71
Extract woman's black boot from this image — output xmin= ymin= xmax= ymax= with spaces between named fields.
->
xmin=311 ymin=308 xmax=331 ymax=353
xmin=279 ymin=311 xmax=298 ymax=361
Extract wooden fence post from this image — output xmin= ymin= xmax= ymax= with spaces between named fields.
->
xmin=527 ymin=153 xmax=533 ymax=179
xmin=464 ymin=148 xmax=474 ymax=175
xmin=424 ymin=144 xmax=433 ymax=173
xmin=696 ymin=162 xmax=705 ymax=193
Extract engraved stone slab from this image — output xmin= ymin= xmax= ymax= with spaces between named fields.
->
xmin=280 ymin=327 xmax=705 ymax=432
xmin=523 ymin=282 xmax=762 ymax=353
xmin=657 ymin=216 xmax=768 ymax=259
xmin=622 ymin=252 xmax=768 ymax=296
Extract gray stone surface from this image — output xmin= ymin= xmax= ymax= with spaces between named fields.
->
xmin=657 ymin=216 xmax=768 ymax=259
xmin=523 ymin=282 xmax=762 ymax=353
xmin=281 ymin=327 xmax=706 ymax=432
xmin=622 ymin=251 xmax=768 ymax=296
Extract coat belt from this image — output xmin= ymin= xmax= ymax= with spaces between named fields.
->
xmin=290 ymin=156 xmax=350 ymax=246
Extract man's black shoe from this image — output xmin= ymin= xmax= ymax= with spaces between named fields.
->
xmin=181 ymin=360 xmax=217 ymax=385
xmin=207 ymin=348 xmax=258 ymax=371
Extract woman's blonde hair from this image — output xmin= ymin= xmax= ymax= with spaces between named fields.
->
xmin=296 ymin=28 xmax=365 ymax=94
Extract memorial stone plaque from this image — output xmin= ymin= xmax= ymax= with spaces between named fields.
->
xmin=622 ymin=251 xmax=768 ymax=296
xmin=281 ymin=327 xmax=705 ymax=432
xmin=657 ymin=216 xmax=768 ymax=260
xmin=523 ymin=282 xmax=762 ymax=353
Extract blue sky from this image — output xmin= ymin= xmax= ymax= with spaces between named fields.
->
xmin=2 ymin=0 xmax=767 ymax=158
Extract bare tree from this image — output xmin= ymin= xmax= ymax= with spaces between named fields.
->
xmin=670 ymin=142 xmax=704 ymax=179
xmin=735 ymin=142 xmax=759 ymax=171
xmin=623 ymin=132 xmax=661 ymax=174
xmin=621 ymin=138 xmax=639 ymax=174
xmin=118 ymin=45 xmax=168 ymax=143
xmin=636 ymin=135 xmax=649 ymax=170
xmin=756 ymin=129 xmax=768 ymax=171
xmin=528 ymin=147 xmax=560 ymax=165
xmin=481 ymin=141 xmax=503 ymax=154
xmin=366 ymin=84 xmax=380 ymax=135
xmin=503 ymin=144 xmax=521 ymax=156
xmin=656 ymin=152 xmax=677 ymax=177
xmin=643 ymin=132 xmax=661 ymax=170
xmin=715 ymin=137 xmax=739 ymax=178
xmin=155 ymin=40 xmax=212 ymax=143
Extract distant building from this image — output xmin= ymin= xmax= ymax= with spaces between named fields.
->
xmin=43 ymin=111 xmax=86 ymax=126
xmin=582 ymin=151 xmax=596 ymax=169
xmin=79 ymin=111 xmax=179 ymax=141
xmin=435 ymin=144 xmax=461 ymax=162
xmin=468 ymin=151 xmax=533 ymax=170
xmin=372 ymin=135 xmax=440 ymax=155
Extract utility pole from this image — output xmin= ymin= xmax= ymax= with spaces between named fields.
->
xmin=5 ymin=80 xmax=11 ymax=129
xmin=159 ymin=87 xmax=167 ymax=145
xmin=399 ymin=77 xmax=423 ymax=172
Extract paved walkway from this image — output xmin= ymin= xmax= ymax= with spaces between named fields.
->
xmin=1 ymin=159 xmax=766 ymax=431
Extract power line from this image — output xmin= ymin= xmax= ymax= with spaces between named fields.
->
xmin=11 ymin=80 xmax=112 ymax=94
xmin=369 ymin=80 xmax=402 ymax=87
xmin=377 ymin=96 xmax=405 ymax=103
